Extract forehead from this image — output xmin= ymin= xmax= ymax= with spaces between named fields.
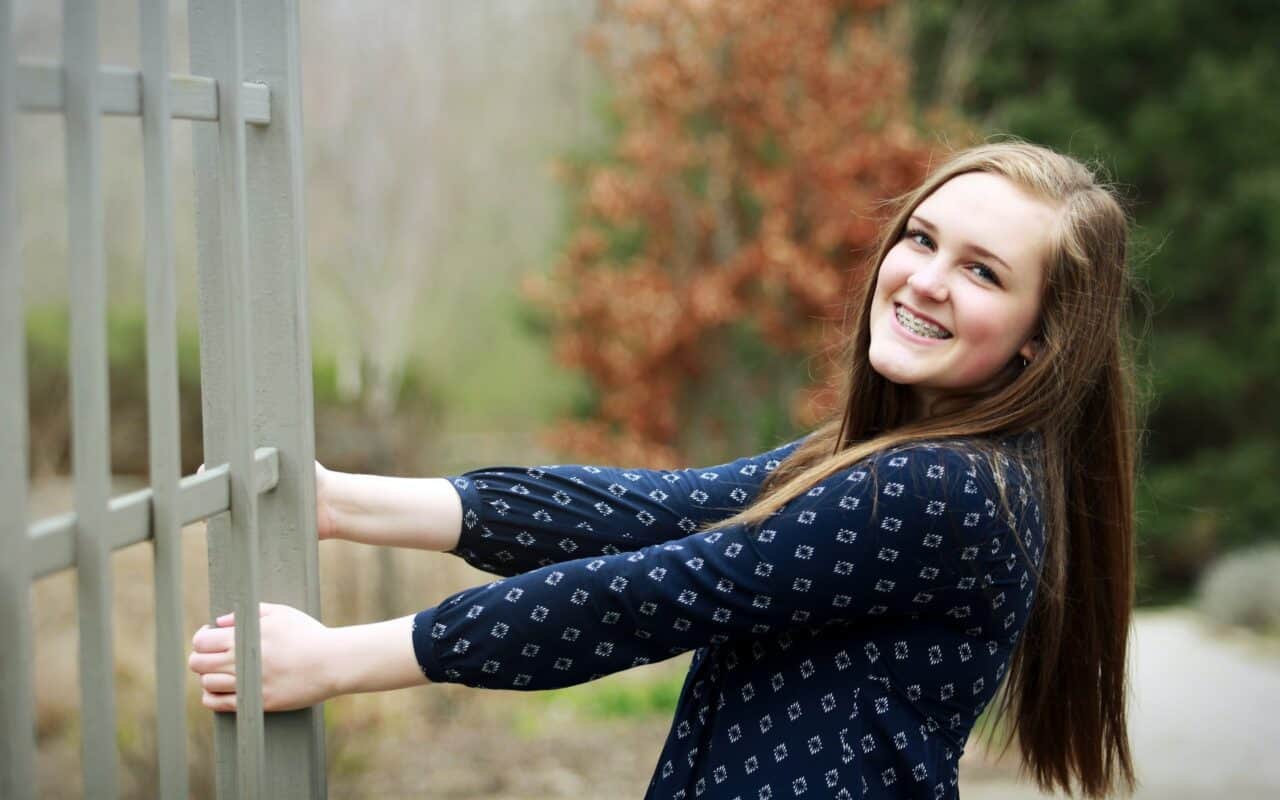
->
xmin=913 ymin=172 xmax=1059 ymax=275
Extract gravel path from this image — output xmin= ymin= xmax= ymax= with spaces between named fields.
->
xmin=962 ymin=610 xmax=1280 ymax=799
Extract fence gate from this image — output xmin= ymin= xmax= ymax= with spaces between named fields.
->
xmin=1 ymin=1 xmax=325 ymax=797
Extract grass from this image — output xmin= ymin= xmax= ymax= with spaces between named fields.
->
xmin=512 ymin=658 xmax=689 ymax=737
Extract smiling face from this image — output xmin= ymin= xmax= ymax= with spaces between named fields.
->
xmin=867 ymin=171 xmax=1057 ymax=416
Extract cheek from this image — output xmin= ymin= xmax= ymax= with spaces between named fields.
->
xmin=951 ymin=300 xmax=1036 ymax=379
xmin=875 ymin=248 xmax=913 ymax=294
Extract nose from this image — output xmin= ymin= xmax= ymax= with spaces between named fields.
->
xmin=907 ymin=258 xmax=949 ymax=302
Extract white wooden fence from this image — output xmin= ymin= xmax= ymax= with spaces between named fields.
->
xmin=1 ymin=1 xmax=325 ymax=797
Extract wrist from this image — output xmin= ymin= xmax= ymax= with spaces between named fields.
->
xmin=316 ymin=623 xmax=347 ymax=702
xmin=314 ymin=463 xmax=340 ymax=541
xmin=324 ymin=624 xmax=358 ymax=698
xmin=327 ymin=616 xmax=426 ymax=697
xmin=324 ymin=469 xmax=370 ymax=543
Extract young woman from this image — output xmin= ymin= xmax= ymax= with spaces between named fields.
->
xmin=190 ymin=141 xmax=1139 ymax=799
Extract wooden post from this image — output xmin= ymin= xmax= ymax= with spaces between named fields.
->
xmin=0 ymin=1 xmax=37 ymax=795
xmin=189 ymin=0 xmax=326 ymax=795
xmin=2 ymin=1 xmax=326 ymax=792
xmin=63 ymin=1 xmax=120 ymax=795
xmin=139 ymin=1 xmax=190 ymax=797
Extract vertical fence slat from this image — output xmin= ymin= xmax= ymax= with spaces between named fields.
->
xmin=240 ymin=0 xmax=326 ymax=793
xmin=212 ymin=0 xmax=268 ymax=794
xmin=192 ymin=0 xmax=325 ymax=792
xmin=139 ymin=2 xmax=188 ymax=798
xmin=0 ymin=1 xmax=37 ymax=797
xmin=63 ymin=1 xmax=120 ymax=796
xmin=185 ymin=1 xmax=239 ymax=789
xmin=188 ymin=0 xmax=267 ymax=796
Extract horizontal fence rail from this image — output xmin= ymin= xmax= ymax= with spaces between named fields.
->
xmin=17 ymin=61 xmax=271 ymax=123
xmin=27 ymin=448 xmax=280 ymax=579
xmin=2 ymin=0 xmax=323 ymax=796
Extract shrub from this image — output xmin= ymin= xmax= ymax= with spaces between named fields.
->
xmin=1195 ymin=543 xmax=1280 ymax=635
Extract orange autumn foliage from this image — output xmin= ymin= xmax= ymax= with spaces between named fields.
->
xmin=525 ymin=0 xmax=940 ymax=467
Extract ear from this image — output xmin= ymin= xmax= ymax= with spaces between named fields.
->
xmin=1018 ymin=335 xmax=1042 ymax=363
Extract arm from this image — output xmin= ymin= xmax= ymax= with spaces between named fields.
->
xmin=316 ymin=434 xmax=809 ymax=575
xmin=190 ymin=442 xmax=1042 ymax=709
xmin=444 ymin=434 xmax=810 ymax=576
xmin=188 ymin=605 xmax=427 ymax=713
xmin=317 ymin=465 xmax=463 ymax=551
xmin=413 ymin=444 xmax=1041 ymax=691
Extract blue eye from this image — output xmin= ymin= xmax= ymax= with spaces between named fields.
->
xmin=970 ymin=263 xmax=1001 ymax=286
xmin=904 ymin=228 xmax=934 ymax=249
xmin=904 ymin=226 xmax=1003 ymax=287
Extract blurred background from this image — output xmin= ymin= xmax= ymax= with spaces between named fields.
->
xmin=14 ymin=0 xmax=1280 ymax=797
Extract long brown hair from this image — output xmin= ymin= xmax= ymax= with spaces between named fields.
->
xmin=705 ymin=141 xmax=1139 ymax=797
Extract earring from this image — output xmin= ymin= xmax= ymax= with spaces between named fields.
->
xmin=1020 ymin=356 xmax=1030 ymax=369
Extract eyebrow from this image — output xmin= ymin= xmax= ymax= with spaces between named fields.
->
xmin=909 ymin=214 xmax=1014 ymax=275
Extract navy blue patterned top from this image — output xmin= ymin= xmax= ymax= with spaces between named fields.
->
xmin=412 ymin=434 xmax=1045 ymax=799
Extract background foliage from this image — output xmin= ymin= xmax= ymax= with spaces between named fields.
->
xmin=532 ymin=0 xmax=1280 ymax=602
xmin=526 ymin=0 xmax=939 ymax=468
xmin=15 ymin=1 xmax=1280 ymax=795
xmin=909 ymin=0 xmax=1280 ymax=600
xmin=16 ymin=0 xmax=1275 ymax=668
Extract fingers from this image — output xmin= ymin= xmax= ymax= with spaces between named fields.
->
xmin=191 ymin=602 xmax=307 ymax=714
xmin=193 ymin=642 xmax=237 ymax=712
xmin=190 ymin=624 xmax=235 ymax=678
xmin=202 ymin=690 xmax=237 ymax=713
xmin=201 ymin=673 xmax=237 ymax=693
xmin=214 ymin=602 xmax=281 ymax=627
xmin=188 ymin=650 xmax=235 ymax=675
xmin=192 ymin=624 xmax=234 ymax=653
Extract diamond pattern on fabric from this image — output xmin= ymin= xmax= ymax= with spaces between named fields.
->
xmin=413 ymin=434 xmax=1044 ymax=799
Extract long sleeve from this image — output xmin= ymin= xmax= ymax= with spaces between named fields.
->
xmin=444 ymin=435 xmax=810 ymax=577
xmin=413 ymin=441 xmax=1042 ymax=691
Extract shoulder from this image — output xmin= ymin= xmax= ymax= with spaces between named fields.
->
xmin=858 ymin=439 xmax=987 ymax=487
xmin=845 ymin=436 xmax=1044 ymax=517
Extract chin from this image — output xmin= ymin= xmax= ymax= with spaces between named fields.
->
xmin=867 ymin=351 xmax=919 ymax=389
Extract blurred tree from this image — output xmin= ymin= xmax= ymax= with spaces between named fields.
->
xmin=909 ymin=0 xmax=1280 ymax=598
xmin=305 ymin=2 xmax=460 ymax=618
xmin=306 ymin=2 xmax=452 ymax=420
xmin=528 ymin=0 xmax=938 ymax=467
xmin=301 ymin=0 xmax=602 ymax=437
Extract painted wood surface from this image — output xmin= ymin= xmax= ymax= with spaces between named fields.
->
xmin=189 ymin=0 xmax=325 ymax=795
xmin=4 ymin=0 xmax=325 ymax=795
xmin=0 ymin=0 xmax=36 ymax=795
xmin=139 ymin=2 xmax=188 ymax=795
xmin=63 ymin=1 xmax=120 ymax=795
xmin=17 ymin=62 xmax=271 ymax=124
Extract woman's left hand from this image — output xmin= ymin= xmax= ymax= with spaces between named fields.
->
xmin=188 ymin=602 xmax=336 ymax=713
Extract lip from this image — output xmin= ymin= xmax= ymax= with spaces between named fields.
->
xmin=892 ymin=302 xmax=952 ymax=341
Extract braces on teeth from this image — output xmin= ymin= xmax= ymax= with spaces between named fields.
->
xmin=896 ymin=306 xmax=951 ymax=338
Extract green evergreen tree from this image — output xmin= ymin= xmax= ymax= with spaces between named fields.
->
xmin=911 ymin=0 xmax=1280 ymax=600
